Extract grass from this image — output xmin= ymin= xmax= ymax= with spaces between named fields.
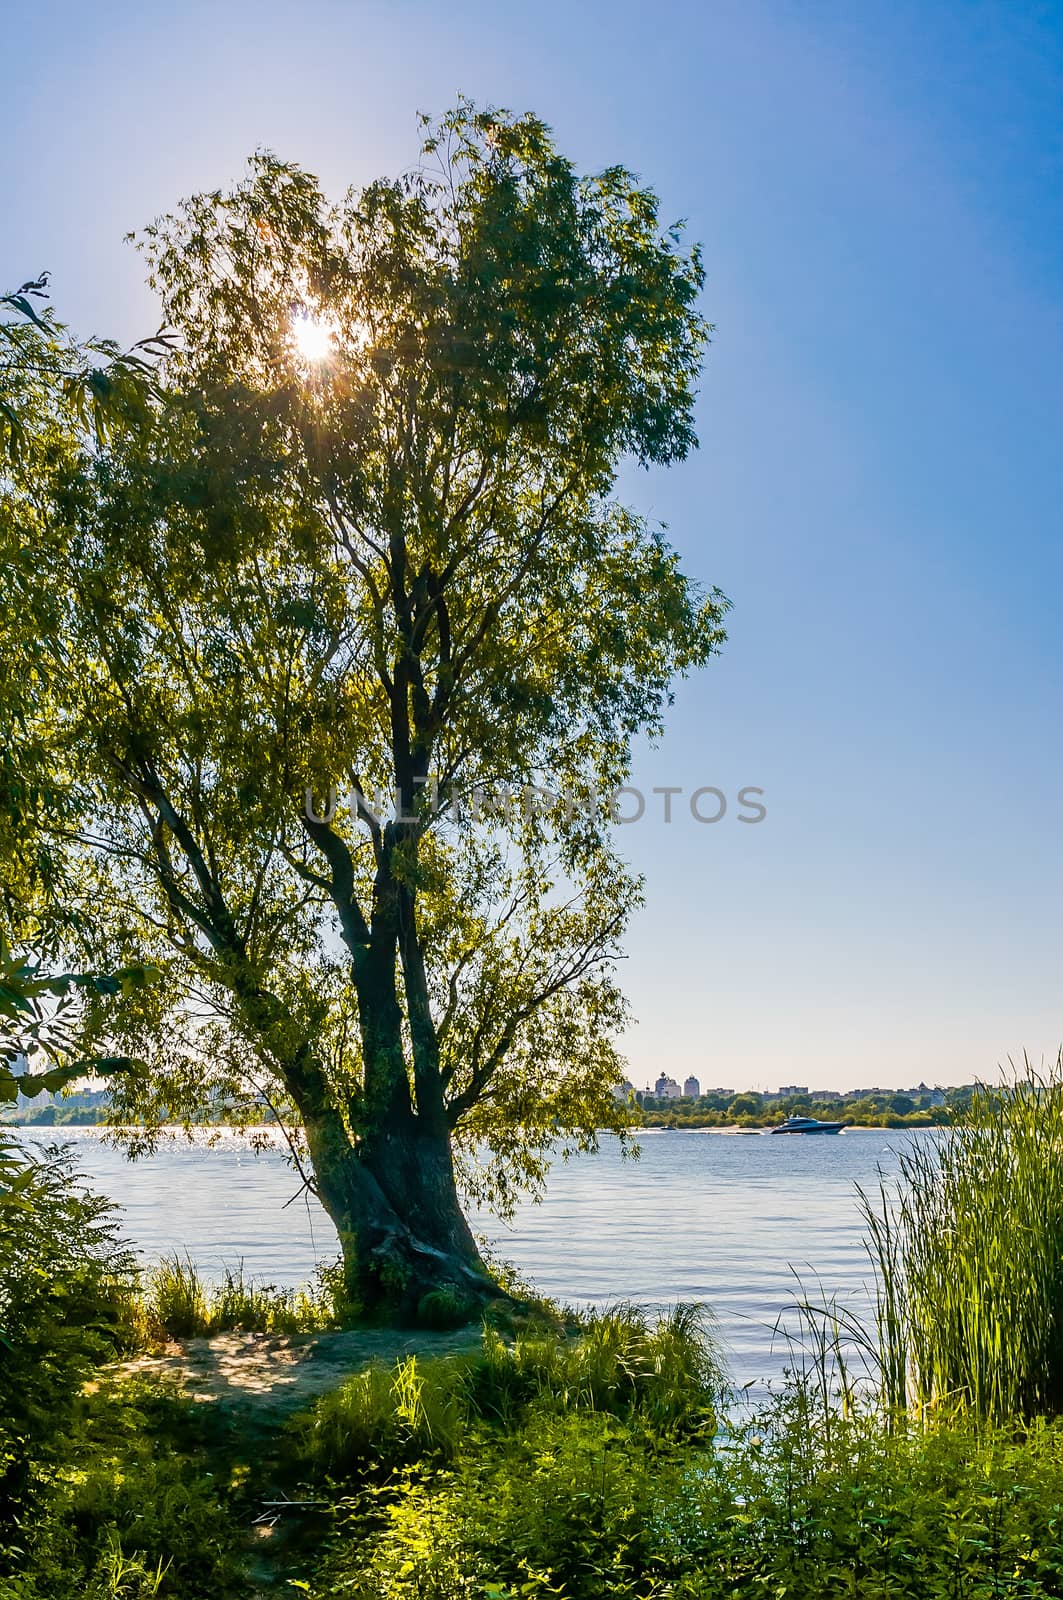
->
xmin=300 ymin=1353 xmax=1063 ymax=1600
xmin=860 ymin=1054 xmax=1063 ymax=1420
xmin=290 ymin=1301 xmax=724 ymax=1480
xmin=142 ymin=1252 xmax=339 ymax=1339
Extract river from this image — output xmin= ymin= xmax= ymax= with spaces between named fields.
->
xmin=16 ymin=1124 xmax=931 ymax=1388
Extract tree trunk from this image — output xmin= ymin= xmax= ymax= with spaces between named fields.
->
xmin=306 ymin=1112 xmax=496 ymax=1323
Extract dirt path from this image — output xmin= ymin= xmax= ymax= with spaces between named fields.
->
xmin=118 ymin=1324 xmax=482 ymax=1428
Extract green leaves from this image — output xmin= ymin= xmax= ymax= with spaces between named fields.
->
xmin=0 ymin=273 xmax=172 ymax=462
xmin=0 ymin=939 xmax=158 ymax=1107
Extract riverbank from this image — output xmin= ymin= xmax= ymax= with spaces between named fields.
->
xmin=5 ymin=1103 xmax=957 ymax=1130
xmin=10 ymin=1123 xmax=920 ymax=1391
xmin=638 ymin=1107 xmax=951 ymax=1131
xmin=37 ymin=1314 xmax=1063 ymax=1599
xmin=10 ymin=1079 xmax=1063 ymax=1596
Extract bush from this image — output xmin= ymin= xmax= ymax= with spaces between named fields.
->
xmin=311 ymin=1383 xmax=1063 ymax=1599
xmin=0 ymin=1143 xmax=242 ymax=1597
xmin=0 ymin=1138 xmax=139 ymax=1547
xmin=328 ymin=1411 xmax=691 ymax=1599
xmin=6 ymin=1378 xmax=243 ymax=1599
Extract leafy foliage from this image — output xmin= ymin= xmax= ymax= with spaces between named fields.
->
xmin=0 ymin=931 xmax=158 ymax=1107
xmin=304 ymin=1360 xmax=1063 ymax=1599
xmin=0 ymin=273 xmax=171 ymax=461
xmin=0 ymin=1148 xmax=242 ymax=1597
xmin=0 ymin=1140 xmax=139 ymax=1548
xmin=3 ymin=1377 xmax=244 ymax=1600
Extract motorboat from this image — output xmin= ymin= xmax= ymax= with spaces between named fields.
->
xmin=769 ymin=1114 xmax=845 ymax=1135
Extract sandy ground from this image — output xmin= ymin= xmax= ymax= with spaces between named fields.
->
xmin=118 ymin=1325 xmax=482 ymax=1426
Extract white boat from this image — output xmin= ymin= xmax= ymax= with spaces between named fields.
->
xmin=769 ymin=1114 xmax=845 ymax=1135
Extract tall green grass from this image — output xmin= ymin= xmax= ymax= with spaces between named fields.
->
xmin=863 ymin=1056 xmax=1063 ymax=1420
xmin=143 ymin=1253 xmax=337 ymax=1338
xmin=292 ymin=1302 xmax=724 ymax=1479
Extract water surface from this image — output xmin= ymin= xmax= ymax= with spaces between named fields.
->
xmin=18 ymin=1125 xmax=929 ymax=1388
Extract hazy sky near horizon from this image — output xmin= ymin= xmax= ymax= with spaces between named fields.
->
xmin=4 ymin=0 xmax=1061 ymax=1092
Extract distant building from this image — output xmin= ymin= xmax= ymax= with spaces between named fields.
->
xmin=611 ymin=1080 xmax=636 ymax=1102
xmin=810 ymin=1089 xmax=842 ymax=1101
xmin=778 ymin=1085 xmax=809 ymax=1097
xmin=683 ymin=1076 xmax=700 ymax=1099
xmin=654 ymin=1074 xmax=682 ymax=1100
xmin=910 ymin=1083 xmax=946 ymax=1106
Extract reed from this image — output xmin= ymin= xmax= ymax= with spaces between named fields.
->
xmin=862 ymin=1053 xmax=1063 ymax=1420
xmin=147 ymin=1253 xmax=211 ymax=1337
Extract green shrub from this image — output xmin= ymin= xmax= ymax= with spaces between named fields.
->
xmin=0 ymin=1145 xmax=242 ymax=1595
xmin=324 ymin=1411 xmax=692 ymax=1599
xmin=311 ymin=1384 xmax=1063 ymax=1599
xmin=12 ymin=1378 xmax=243 ymax=1599
xmin=0 ymin=1138 xmax=140 ymax=1549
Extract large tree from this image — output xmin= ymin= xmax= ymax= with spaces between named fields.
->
xmin=3 ymin=106 xmax=727 ymax=1318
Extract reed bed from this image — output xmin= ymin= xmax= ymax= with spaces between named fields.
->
xmin=862 ymin=1054 xmax=1063 ymax=1420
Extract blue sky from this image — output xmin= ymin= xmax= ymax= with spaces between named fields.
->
xmin=4 ymin=0 xmax=1061 ymax=1090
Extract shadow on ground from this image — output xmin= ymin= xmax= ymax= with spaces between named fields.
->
xmin=117 ymin=1325 xmax=482 ymax=1426
xmin=109 ymin=1327 xmax=483 ymax=1594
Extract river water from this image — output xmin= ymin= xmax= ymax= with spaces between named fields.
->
xmin=16 ymin=1124 xmax=931 ymax=1389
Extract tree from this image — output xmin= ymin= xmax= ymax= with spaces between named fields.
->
xmin=727 ymin=1094 xmax=763 ymax=1121
xmin=0 ymin=273 xmax=171 ymax=462
xmin=0 ymin=278 xmax=163 ymax=1193
xmin=0 ymin=936 xmax=156 ymax=1112
xmin=4 ymin=106 xmax=727 ymax=1319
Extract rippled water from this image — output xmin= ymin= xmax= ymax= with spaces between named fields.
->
xmin=16 ymin=1124 xmax=933 ymax=1387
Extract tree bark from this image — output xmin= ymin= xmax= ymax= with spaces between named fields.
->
xmin=306 ymin=1111 xmax=495 ymax=1321
xmin=227 ymin=926 xmax=492 ymax=1323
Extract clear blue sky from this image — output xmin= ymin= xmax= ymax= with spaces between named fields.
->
xmin=4 ymin=0 xmax=1061 ymax=1090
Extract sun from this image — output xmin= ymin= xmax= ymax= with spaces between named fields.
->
xmin=290 ymin=308 xmax=336 ymax=366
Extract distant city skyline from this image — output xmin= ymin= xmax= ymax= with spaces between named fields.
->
xmin=621 ymin=1077 xmax=953 ymax=1102
xmin=4 ymin=0 xmax=1061 ymax=1091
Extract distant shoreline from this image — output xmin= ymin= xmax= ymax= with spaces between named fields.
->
xmin=6 ymin=1088 xmax=966 ymax=1135
xmin=6 ymin=1118 xmax=941 ymax=1140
